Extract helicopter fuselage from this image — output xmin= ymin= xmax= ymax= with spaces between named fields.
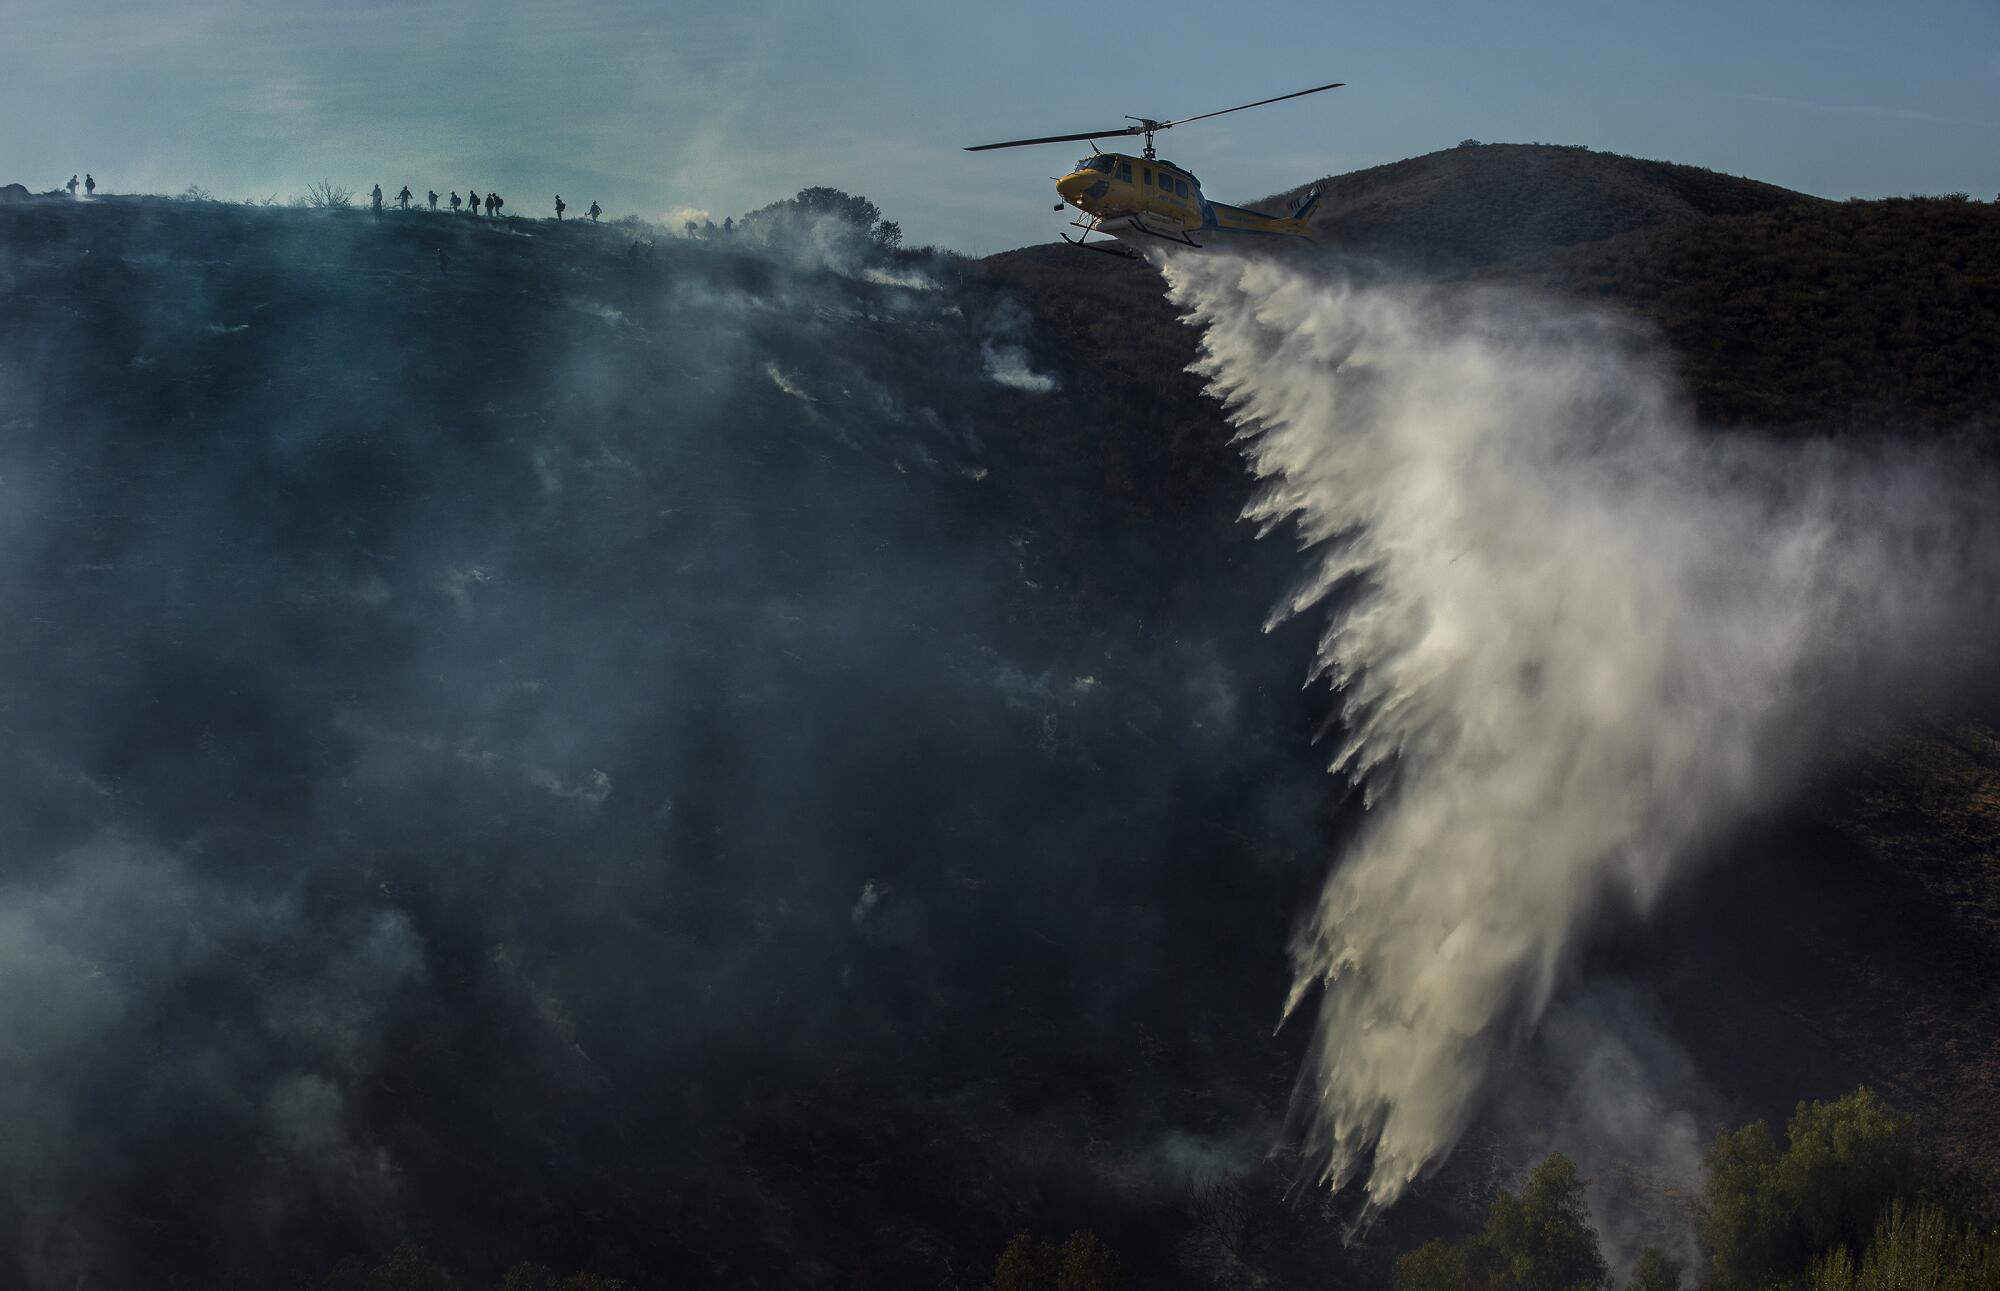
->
xmin=1053 ymin=152 xmax=1315 ymax=247
xmin=963 ymin=79 xmax=1340 ymax=253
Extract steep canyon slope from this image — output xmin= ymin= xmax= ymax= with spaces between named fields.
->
xmin=0 ymin=148 xmax=1995 ymax=1287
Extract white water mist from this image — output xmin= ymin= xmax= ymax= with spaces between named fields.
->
xmin=1160 ymin=252 xmax=1992 ymax=1216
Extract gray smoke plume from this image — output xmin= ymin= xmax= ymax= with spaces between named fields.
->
xmin=1159 ymin=251 xmax=1997 ymax=1217
xmin=0 ymin=196 xmax=1334 ymax=1286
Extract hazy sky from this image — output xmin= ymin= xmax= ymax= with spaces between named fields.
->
xmin=5 ymin=0 xmax=1996 ymax=253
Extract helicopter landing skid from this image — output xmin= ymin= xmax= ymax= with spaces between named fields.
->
xmin=1126 ymin=221 xmax=1202 ymax=250
xmin=1060 ymin=228 xmax=1139 ymax=260
xmin=1060 ymin=215 xmax=1139 ymax=259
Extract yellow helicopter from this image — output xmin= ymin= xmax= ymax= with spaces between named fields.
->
xmin=966 ymin=81 xmax=1342 ymax=258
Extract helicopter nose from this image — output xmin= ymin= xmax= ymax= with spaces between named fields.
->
xmin=1056 ymin=174 xmax=1104 ymax=207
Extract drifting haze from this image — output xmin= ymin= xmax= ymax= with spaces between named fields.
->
xmin=0 ymin=197 xmax=1349 ymax=1287
xmin=1162 ymin=251 xmax=1999 ymax=1216
xmin=4 ymin=0 xmax=1997 ymax=251
xmin=4 ymin=166 xmax=1994 ymax=1282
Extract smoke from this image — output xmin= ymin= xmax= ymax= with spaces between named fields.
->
xmin=0 ymin=196 xmax=1331 ymax=1285
xmin=0 ymin=841 xmax=423 ymax=1286
xmin=1158 ymin=251 xmax=1998 ymax=1217
xmin=979 ymin=296 xmax=1060 ymax=394
xmin=862 ymin=264 xmax=939 ymax=291
xmin=981 ymin=340 xmax=1058 ymax=394
xmin=1445 ymin=983 xmax=1718 ymax=1278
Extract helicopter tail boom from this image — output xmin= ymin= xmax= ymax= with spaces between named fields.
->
xmin=1201 ymin=200 xmax=1317 ymax=242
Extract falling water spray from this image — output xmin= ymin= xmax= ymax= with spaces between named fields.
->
xmin=1158 ymin=250 xmax=1996 ymax=1217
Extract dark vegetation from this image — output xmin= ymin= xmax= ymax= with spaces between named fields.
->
xmin=0 ymin=191 xmax=1355 ymax=1290
xmin=983 ymin=1231 xmax=1130 ymax=1291
xmin=2 ymin=142 xmax=1998 ymax=1288
xmin=261 ymin=1248 xmax=627 ymax=1291
xmin=987 ymin=143 xmax=2000 ymax=444
xmin=1256 ymin=142 xmax=1820 ymax=274
xmin=978 ymin=144 xmax=2000 ymax=1284
xmin=279 ymin=1091 xmax=1998 ymax=1290
xmin=733 ymin=184 xmax=905 ymax=250
xmin=1503 ymin=195 xmax=2000 ymax=435
xmin=1393 ymin=1154 xmax=1611 ymax=1291
xmin=1390 ymin=1090 xmax=1999 ymax=1291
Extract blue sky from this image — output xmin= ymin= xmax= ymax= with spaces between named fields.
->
xmin=5 ymin=0 xmax=1996 ymax=253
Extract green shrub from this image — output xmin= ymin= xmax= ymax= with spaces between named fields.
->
xmin=365 ymin=1243 xmax=458 ymax=1291
xmin=985 ymin=1230 xmax=1127 ymax=1291
xmin=988 ymin=1232 xmax=1058 ymax=1291
xmin=1808 ymin=1202 xmax=2000 ymax=1291
xmin=1054 ymin=1230 xmax=1125 ymax=1291
xmin=1623 ymin=1248 xmax=1680 ymax=1291
xmin=1394 ymin=1236 xmax=1480 ymax=1291
xmin=1393 ymin=1152 xmax=1609 ymax=1291
xmin=1700 ymin=1088 xmax=1922 ymax=1291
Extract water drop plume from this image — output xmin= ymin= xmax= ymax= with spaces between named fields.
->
xmin=1158 ymin=251 xmax=1997 ymax=1218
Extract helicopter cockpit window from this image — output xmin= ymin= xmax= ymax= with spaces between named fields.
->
xmin=1117 ymin=161 xmax=1133 ymax=182
xmin=1076 ymin=156 xmax=1115 ymax=174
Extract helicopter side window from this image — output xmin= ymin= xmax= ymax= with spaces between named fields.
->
xmin=1175 ymin=178 xmax=1189 ymax=197
xmin=1142 ymin=168 xmax=1152 ymax=186
xmin=1118 ymin=160 xmax=1132 ymax=182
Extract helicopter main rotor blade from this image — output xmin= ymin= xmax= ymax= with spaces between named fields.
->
xmin=963 ymin=126 xmax=1141 ymax=152
xmin=1158 ymin=80 xmax=1345 ymax=130
xmin=962 ymin=80 xmax=1342 ymax=152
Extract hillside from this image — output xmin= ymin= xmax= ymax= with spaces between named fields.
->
xmin=1256 ymin=141 xmax=1822 ymax=272
xmin=1 ymin=160 xmax=1997 ymax=1289
xmin=0 ymin=193 xmax=1380 ymax=1290
xmin=984 ymin=144 xmax=2000 ymax=1189
xmin=986 ymin=144 xmax=2000 ymax=442
xmin=1501 ymin=194 xmax=2000 ymax=435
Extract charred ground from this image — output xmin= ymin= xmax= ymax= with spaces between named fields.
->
xmin=0 ymin=194 xmax=1362 ymax=1290
xmin=0 ymin=144 xmax=1996 ymax=1289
